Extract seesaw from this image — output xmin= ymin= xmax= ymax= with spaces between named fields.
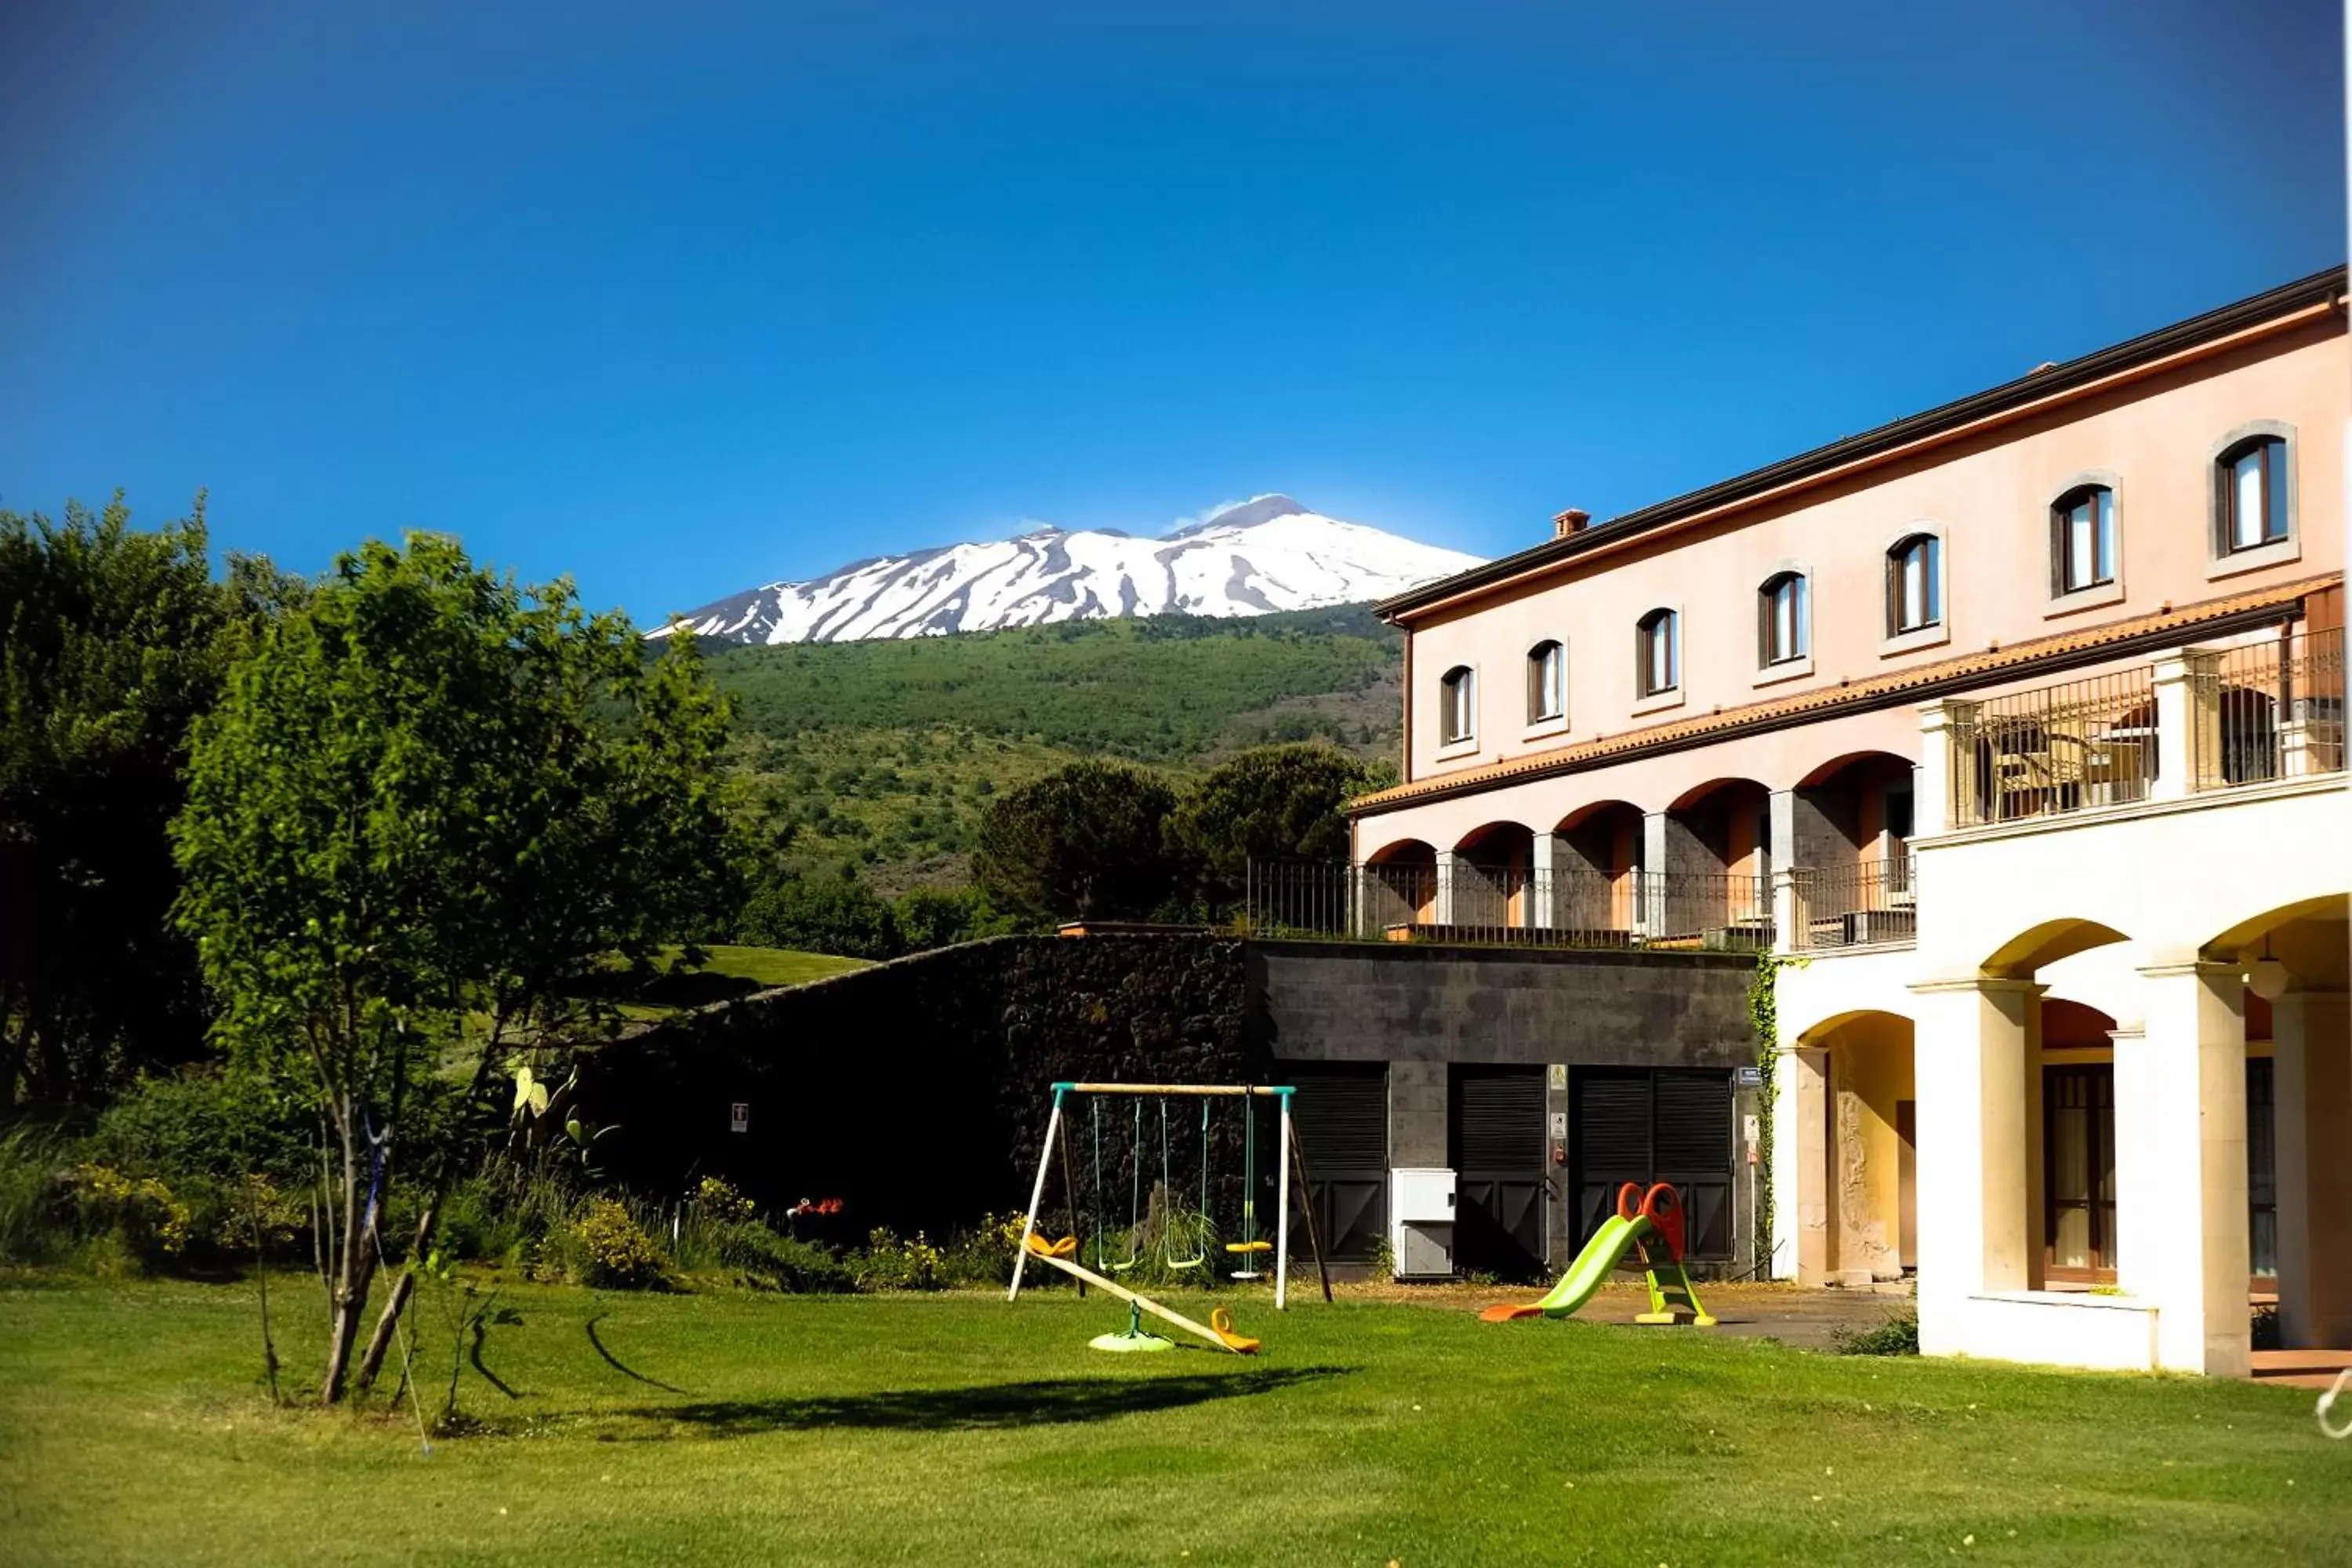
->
xmin=1021 ymin=1233 xmax=1260 ymax=1354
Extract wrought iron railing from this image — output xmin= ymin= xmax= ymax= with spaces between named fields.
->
xmin=1243 ymin=861 xmax=1773 ymax=953
xmin=1948 ymin=666 xmax=2159 ymax=827
xmin=1788 ymin=855 xmax=1917 ymax=951
xmin=2191 ymin=626 xmax=2346 ymax=790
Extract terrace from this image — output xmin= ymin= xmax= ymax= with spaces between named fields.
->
xmin=1293 ymin=626 xmax=2345 ymax=959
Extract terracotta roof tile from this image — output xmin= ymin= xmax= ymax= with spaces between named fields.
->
xmin=1348 ymin=572 xmax=2339 ymax=815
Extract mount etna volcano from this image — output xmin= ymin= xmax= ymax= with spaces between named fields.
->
xmin=648 ymin=495 xmax=1480 ymax=645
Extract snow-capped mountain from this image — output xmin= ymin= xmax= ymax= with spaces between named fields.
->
xmin=648 ymin=495 xmax=1482 ymax=645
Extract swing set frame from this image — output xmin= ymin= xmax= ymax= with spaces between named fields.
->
xmin=1007 ymin=1082 xmax=1333 ymax=1312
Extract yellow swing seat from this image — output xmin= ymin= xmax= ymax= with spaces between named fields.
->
xmin=1224 ymin=1240 xmax=1272 ymax=1254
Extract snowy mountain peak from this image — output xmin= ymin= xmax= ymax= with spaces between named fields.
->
xmin=647 ymin=497 xmax=1482 ymax=646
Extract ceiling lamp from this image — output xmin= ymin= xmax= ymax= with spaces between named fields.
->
xmin=2247 ymin=937 xmax=2291 ymax=1003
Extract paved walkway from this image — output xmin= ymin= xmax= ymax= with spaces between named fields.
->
xmin=1330 ymin=1278 xmax=1910 ymax=1351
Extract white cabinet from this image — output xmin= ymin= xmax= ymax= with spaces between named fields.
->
xmin=1389 ymin=1167 xmax=1456 ymax=1279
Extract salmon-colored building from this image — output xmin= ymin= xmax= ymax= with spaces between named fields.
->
xmin=1333 ymin=268 xmax=2348 ymax=1374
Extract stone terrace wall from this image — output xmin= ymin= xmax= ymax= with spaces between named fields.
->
xmin=585 ymin=935 xmax=1259 ymax=1236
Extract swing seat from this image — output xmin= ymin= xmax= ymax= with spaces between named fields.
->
xmin=1025 ymin=1233 xmax=1077 ymax=1258
xmin=1224 ymin=1240 xmax=1272 ymax=1254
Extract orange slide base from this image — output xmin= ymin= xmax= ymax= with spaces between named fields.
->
xmin=1477 ymin=1304 xmax=1544 ymax=1323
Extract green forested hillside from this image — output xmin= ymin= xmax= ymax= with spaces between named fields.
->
xmin=705 ymin=604 xmax=1402 ymax=891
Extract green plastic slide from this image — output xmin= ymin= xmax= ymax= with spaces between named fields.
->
xmin=1528 ymin=1212 xmax=1652 ymax=1316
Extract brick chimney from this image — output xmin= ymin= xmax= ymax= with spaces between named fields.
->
xmin=1552 ymin=508 xmax=1590 ymax=539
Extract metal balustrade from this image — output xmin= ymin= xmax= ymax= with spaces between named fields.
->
xmin=1242 ymin=861 xmax=1773 ymax=953
xmin=1787 ymin=855 xmax=1917 ymax=951
xmin=1947 ymin=667 xmax=2159 ymax=827
xmin=2190 ymin=626 xmax=2346 ymax=790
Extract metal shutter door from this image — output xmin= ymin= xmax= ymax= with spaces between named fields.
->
xmin=1282 ymin=1062 xmax=1388 ymax=1261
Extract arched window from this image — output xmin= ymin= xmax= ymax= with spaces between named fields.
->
xmin=1439 ymin=665 xmax=1476 ymax=745
xmin=1886 ymin=533 xmax=1942 ymax=635
xmin=1757 ymin=572 xmax=1809 ymax=666
xmin=2218 ymin=435 xmax=2289 ymax=554
xmin=2051 ymin=485 xmax=2118 ymax=594
xmin=1526 ymin=641 xmax=1566 ymax=724
xmin=1635 ymin=609 xmax=1678 ymax=698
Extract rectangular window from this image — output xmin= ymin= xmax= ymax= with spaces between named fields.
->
xmin=2223 ymin=439 xmax=2291 ymax=555
xmin=1890 ymin=536 xmax=1941 ymax=633
xmin=2056 ymin=488 xmax=2117 ymax=594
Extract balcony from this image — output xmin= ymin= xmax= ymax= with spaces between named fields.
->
xmin=1931 ymin=626 xmax=2345 ymax=832
xmin=1784 ymin=855 xmax=1917 ymax=953
xmin=1243 ymin=861 xmax=1775 ymax=953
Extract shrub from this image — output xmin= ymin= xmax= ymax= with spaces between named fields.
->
xmin=851 ymin=1226 xmax=947 ymax=1291
xmin=0 ymin=1123 xmax=71 ymax=1266
xmin=62 ymin=1163 xmax=191 ymax=1269
xmin=1831 ymin=1305 xmax=1920 ymax=1356
xmin=564 ymin=1197 xmax=668 ymax=1289
xmin=935 ymin=1211 xmax=1031 ymax=1289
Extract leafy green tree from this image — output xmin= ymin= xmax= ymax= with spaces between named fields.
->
xmin=971 ymin=760 xmax=1178 ymax=922
xmin=740 ymin=871 xmax=902 ymax=959
xmin=0 ymin=493 xmax=267 ymax=1106
xmin=1168 ymin=742 xmax=1374 ymax=903
xmin=172 ymin=535 xmax=747 ymax=1401
xmin=893 ymin=885 xmax=1023 ymax=951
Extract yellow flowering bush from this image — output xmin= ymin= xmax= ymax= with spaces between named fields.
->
xmin=63 ymin=1163 xmax=191 ymax=1264
xmin=568 ymin=1197 xmax=667 ymax=1289
xmin=691 ymin=1176 xmax=758 ymax=1223
xmin=854 ymin=1226 xmax=947 ymax=1290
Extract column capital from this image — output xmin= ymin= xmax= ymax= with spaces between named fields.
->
xmin=1907 ymin=975 xmax=2049 ymax=998
xmin=1917 ymin=695 xmax=1982 ymax=735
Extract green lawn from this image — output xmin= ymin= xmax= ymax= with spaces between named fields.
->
xmin=597 ymin=945 xmax=872 ymax=1019
xmin=2 ymin=1279 xmax=2345 ymax=1566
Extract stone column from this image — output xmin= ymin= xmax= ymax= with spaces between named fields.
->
xmin=1793 ymin=1045 xmax=1831 ymax=1283
xmin=1432 ymin=849 xmax=1460 ymax=926
xmin=1529 ymin=831 xmax=1563 ymax=930
xmin=1915 ymin=699 xmax=1980 ymax=834
xmin=2150 ymin=648 xmax=2222 ymax=801
xmin=1909 ymin=978 xmax=2039 ymax=1355
xmin=2119 ymin=959 xmax=2250 ymax=1376
xmin=1639 ymin=813 xmax=1669 ymax=938
xmin=1768 ymin=1040 xmax=1803 ymax=1281
xmin=1772 ymin=866 xmax=1806 ymax=956
xmin=2274 ymin=989 xmax=2352 ymax=1348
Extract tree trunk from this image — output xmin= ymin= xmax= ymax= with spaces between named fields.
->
xmin=318 ymin=1096 xmax=377 ymax=1403
xmin=352 ymin=1184 xmax=444 ymax=1393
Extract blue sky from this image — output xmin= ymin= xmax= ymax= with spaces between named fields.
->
xmin=1 ymin=2 xmax=2342 ymax=625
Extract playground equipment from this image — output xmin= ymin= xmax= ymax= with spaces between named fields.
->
xmin=1008 ymin=1082 xmax=1333 ymax=1352
xmin=1479 ymin=1181 xmax=1716 ymax=1327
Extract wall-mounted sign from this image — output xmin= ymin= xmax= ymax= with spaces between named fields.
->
xmin=1733 ymin=1065 xmax=1762 ymax=1089
xmin=730 ymin=1102 xmax=750 ymax=1134
xmin=1548 ymin=1111 xmax=1567 ymax=1140
xmin=1548 ymin=1064 xmax=1566 ymax=1091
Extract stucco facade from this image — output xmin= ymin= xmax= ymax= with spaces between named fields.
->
xmin=1343 ymin=268 xmax=2350 ymax=1374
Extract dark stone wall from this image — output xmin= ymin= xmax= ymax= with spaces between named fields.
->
xmin=1250 ymin=940 xmax=1759 ymax=1274
xmin=585 ymin=934 xmax=1759 ymax=1262
xmin=1250 ymin=941 xmax=1755 ymax=1072
xmin=583 ymin=935 xmax=1259 ymax=1236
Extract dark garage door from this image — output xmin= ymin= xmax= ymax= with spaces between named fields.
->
xmin=1450 ymin=1065 xmax=1547 ymax=1279
xmin=1570 ymin=1068 xmax=1733 ymax=1259
xmin=1280 ymin=1062 xmax=1388 ymax=1262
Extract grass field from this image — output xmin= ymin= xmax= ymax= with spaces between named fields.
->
xmin=592 ymin=945 xmax=872 ymax=1019
xmin=2 ymin=1278 xmax=2346 ymax=1566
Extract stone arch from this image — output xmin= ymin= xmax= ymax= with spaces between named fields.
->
xmin=1789 ymin=1007 xmax=1916 ymax=1286
xmin=1983 ymin=917 xmax=2132 ymax=980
